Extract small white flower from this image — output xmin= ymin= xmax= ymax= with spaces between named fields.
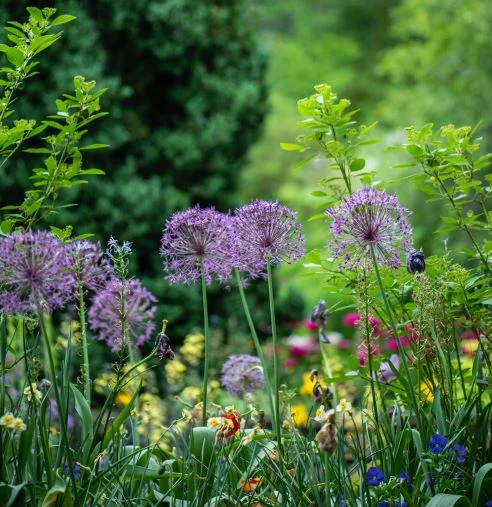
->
xmin=335 ymin=398 xmax=352 ymax=413
xmin=0 ymin=412 xmax=16 ymax=429
xmin=24 ymin=383 xmax=42 ymax=402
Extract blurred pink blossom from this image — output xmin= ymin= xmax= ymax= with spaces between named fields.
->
xmin=356 ymin=343 xmax=380 ymax=366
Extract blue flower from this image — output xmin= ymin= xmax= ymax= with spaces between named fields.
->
xmin=376 ymin=503 xmax=389 ymax=507
xmin=485 ymin=500 xmax=492 ymax=507
xmin=429 ymin=433 xmax=449 ymax=454
xmin=366 ymin=466 xmax=384 ymax=487
xmin=63 ymin=463 xmax=81 ymax=480
xmin=399 ymin=470 xmax=414 ymax=490
xmin=449 ymin=444 xmax=467 ymax=464
xmin=395 ymin=503 xmax=408 ymax=507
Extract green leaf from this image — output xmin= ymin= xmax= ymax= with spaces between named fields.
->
xmin=51 ymin=15 xmax=77 ymax=27
xmin=26 ymin=7 xmax=43 ymax=23
xmin=472 ymin=463 xmax=492 ymax=507
xmin=311 ymin=190 xmax=327 ymax=197
xmin=425 ymin=494 xmax=471 ymax=506
xmin=292 ymin=153 xmax=317 ymax=170
xmin=80 ymin=168 xmax=105 ymax=175
xmin=0 ymin=45 xmax=24 ymax=67
xmin=0 ymin=483 xmax=25 ymax=507
xmin=349 ymin=158 xmax=365 ymax=171
xmin=279 ymin=142 xmax=308 ymax=152
xmin=70 ymin=384 xmax=93 ymax=464
xmin=79 ymin=143 xmax=109 ymax=151
xmin=42 ymin=473 xmax=66 ymax=507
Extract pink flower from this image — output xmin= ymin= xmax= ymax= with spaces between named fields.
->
xmin=283 ymin=358 xmax=297 ymax=369
xmin=337 ymin=339 xmax=351 ymax=350
xmin=385 ymin=336 xmax=409 ymax=352
xmin=342 ymin=312 xmax=361 ymax=327
xmin=286 ymin=335 xmax=317 ymax=358
xmin=356 ymin=343 xmax=380 ymax=366
xmin=305 ymin=318 xmax=318 ymax=331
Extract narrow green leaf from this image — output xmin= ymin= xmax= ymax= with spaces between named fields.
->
xmin=51 ymin=15 xmax=77 ymax=27
xmin=472 ymin=463 xmax=492 ymax=507
xmin=425 ymin=494 xmax=470 ymax=506
xmin=70 ymin=384 xmax=93 ymax=464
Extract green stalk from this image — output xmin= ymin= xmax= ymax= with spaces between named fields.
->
xmin=37 ymin=308 xmax=81 ymax=507
xmin=369 ymin=248 xmax=422 ymax=432
xmin=78 ymin=284 xmax=91 ymax=405
xmin=234 ymin=268 xmax=277 ymax=431
xmin=200 ymin=261 xmax=209 ymax=427
xmin=266 ymin=261 xmax=282 ymax=454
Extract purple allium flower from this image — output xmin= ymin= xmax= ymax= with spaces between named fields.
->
xmin=449 ymin=443 xmax=467 ymax=464
xmin=221 ymin=354 xmax=264 ymax=399
xmin=366 ymin=466 xmax=384 ymax=486
xmin=429 ymin=433 xmax=449 ymax=454
xmin=88 ymin=278 xmax=157 ymax=352
xmin=377 ymin=354 xmax=399 ymax=384
xmin=234 ymin=200 xmax=305 ymax=278
xmin=326 ymin=187 xmax=413 ymax=270
xmin=68 ymin=240 xmax=113 ymax=291
xmin=0 ymin=231 xmax=75 ymax=314
xmin=160 ymin=206 xmax=235 ymax=285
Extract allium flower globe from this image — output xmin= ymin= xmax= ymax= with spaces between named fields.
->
xmin=160 ymin=206 xmax=236 ymax=285
xmin=0 ymin=231 xmax=75 ymax=314
xmin=68 ymin=240 xmax=113 ymax=291
xmin=221 ymin=354 xmax=264 ymax=398
xmin=326 ymin=187 xmax=413 ymax=270
xmin=234 ymin=200 xmax=305 ymax=278
xmin=88 ymin=278 xmax=157 ymax=352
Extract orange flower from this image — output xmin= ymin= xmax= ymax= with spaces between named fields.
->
xmin=239 ymin=476 xmax=263 ymax=493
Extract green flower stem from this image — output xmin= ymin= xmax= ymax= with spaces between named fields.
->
xmin=234 ymin=268 xmax=277 ymax=431
xmin=37 ymin=308 xmax=81 ymax=507
xmin=319 ymin=338 xmax=337 ymax=406
xmin=369 ymin=248 xmax=422 ymax=432
xmin=266 ymin=261 xmax=282 ymax=454
xmin=200 ymin=260 xmax=209 ymax=427
xmin=78 ymin=284 xmax=91 ymax=405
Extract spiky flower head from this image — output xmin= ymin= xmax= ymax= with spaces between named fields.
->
xmin=221 ymin=354 xmax=264 ymax=399
xmin=234 ymin=200 xmax=305 ymax=278
xmin=160 ymin=206 xmax=235 ymax=285
xmin=68 ymin=240 xmax=114 ymax=291
xmin=88 ymin=278 xmax=157 ymax=352
xmin=326 ymin=187 xmax=413 ymax=270
xmin=0 ymin=231 xmax=75 ymax=314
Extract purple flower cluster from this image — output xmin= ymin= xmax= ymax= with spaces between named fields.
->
xmin=161 ymin=200 xmax=305 ymax=284
xmin=0 ymin=231 xmax=75 ymax=314
xmin=88 ymin=278 xmax=157 ymax=352
xmin=221 ymin=354 xmax=265 ymax=398
xmin=326 ymin=187 xmax=413 ymax=270
xmin=160 ymin=206 xmax=236 ymax=285
xmin=233 ymin=200 xmax=305 ymax=278
xmin=68 ymin=240 xmax=114 ymax=291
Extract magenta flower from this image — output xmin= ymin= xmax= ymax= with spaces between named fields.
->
xmin=221 ymin=354 xmax=264 ymax=399
xmin=0 ymin=231 xmax=75 ymax=314
xmin=88 ymin=278 xmax=157 ymax=352
xmin=326 ymin=187 xmax=413 ymax=270
xmin=68 ymin=240 xmax=114 ymax=291
xmin=234 ymin=200 xmax=305 ymax=278
xmin=160 ymin=205 xmax=235 ymax=285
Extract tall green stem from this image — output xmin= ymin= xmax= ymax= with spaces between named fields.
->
xmin=37 ymin=308 xmax=81 ymax=507
xmin=78 ymin=284 xmax=91 ymax=404
xmin=370 ymin=248 xmax=422 ymax=432
xmin=266 ymin=261 xmax=282 ymax=454
xmin=200 ymin=261 xmax=209 ymax=427
xmin=234 ymin=268 xmax=276 ymax=430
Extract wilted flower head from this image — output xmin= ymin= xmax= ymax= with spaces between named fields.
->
xmin=155 ymin=321 xmax=175 ymax=361
xmin=0 ymin=231 xmax=75 ymax=314
xmin=407 ymin=249 xmax=426 ymax=274
xmin=310 ymin=299 xmax=329 ymax=328
xmin=326 ymin=187 xmax=413 ymax=270
xmin=234 ymin=200 xmax=305 ymax=278
xmin=160 ymin=206 xmax=235 ymax=285
xmin=88 ymin=278 xmax=157 ymax=352
xmin=68 ymin=240 xmax=114 ymax=291
xmin=221 ymin=354 xmax=264 ymax=399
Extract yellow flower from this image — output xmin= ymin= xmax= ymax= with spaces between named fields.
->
xmin=115 ymin=391 xmax=133 ymax=407
xmin=13 ymin=418 xmax=26 ymax=432
xmin=336 ymin=398 xmax=352 ymax=413
xmin=24 ymin=383 xmax=42 ymax=402
xmin=419 ymin=379 xmax=435 ymax=404
xmin=180 ymin=333 xmax=205 ymax=366
xmin=181 ymin=386 xmax=201 ymax=402
xmin=165 ymin=360 xmax=187 ymax=383
xmin=0 ymin=412 xmax=15 ymax=429
xmin=299 ymin=372 xmax=316 ymax=396
xmin=290 ymin=404 xmax=309 ymax=427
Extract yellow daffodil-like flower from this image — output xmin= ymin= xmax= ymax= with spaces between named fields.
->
xmin=241 ymin=432 xmax=254 ymax=445
xmin=24 ymin=383 xmax=42 ymax=402
xmin=12 ymin=417 xmax=26 ymax=432
xmin=290 ymin=404 xmax=309 ymax=426
xmin=179 ymin=333 xmax=205 ymax=366
xmin=282 ymin=419 xmax=292 ymax=431
xmin=165 ymin=359 xmax=187 ymax=384
xmin=0 ymin=412 xmax=16 ymax=429
xmin=336 ymin=398 xmax=352 ymax=413
xmin=299 ymin=372 xmax=316 ymax=396
xmin=115 ymin=391 xmax=133 ymax=407
xmin=419 ymin=379 xmax=435 ymax=404
xmin=207 ymin=417 xmax=223 ymax=430
xmin=315 ymin=404 xmax=335 ymax=423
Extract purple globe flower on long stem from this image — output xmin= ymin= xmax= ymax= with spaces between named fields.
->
xmin=221 ymin=354 xmax=264 ymax=399
xmin=160 ymin=205 xmax=236 ymax=285
xmin=326 ymin=187 xmax=413 ymax=270
xmin=234 ymin=200 xmax=305 ymax=278
xmin=68 ymin=240 xmax=114 ymax=291
xmin=0 ymin=231 xmax=75 ymax=314
xmin=88 ymin=278 xmax=157 ymax=352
